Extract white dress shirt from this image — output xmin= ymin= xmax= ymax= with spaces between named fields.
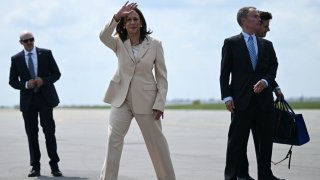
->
xmin=24 ymin=48 xmax=38 ymax=89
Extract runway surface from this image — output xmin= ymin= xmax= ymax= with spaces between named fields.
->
xmin=1 ymin=108 xmax=319 ymax=180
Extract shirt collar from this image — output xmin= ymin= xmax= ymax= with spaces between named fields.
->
xmin=24 ymin=47 xmax=36 ymax=56
xmin=241 ymin=32 xmax=256 ymax=42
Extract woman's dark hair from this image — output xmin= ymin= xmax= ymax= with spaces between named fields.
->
xmin=116 ymin=8 xmax=152 ymax=42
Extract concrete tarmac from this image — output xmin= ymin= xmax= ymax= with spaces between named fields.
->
xmin=0 ymin=108 xmax=319 ymax=180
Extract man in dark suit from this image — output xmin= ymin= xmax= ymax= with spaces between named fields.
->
xmin=220 ymin=7 xmax=282 ymax=180
xmin=237 ymin=11 xmax=285 ymax=180
xmin=9 ymin=31 xmax=63 ymax=177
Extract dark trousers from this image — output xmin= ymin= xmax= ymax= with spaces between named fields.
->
xmin=237 ymin=128 xmax=259 ymax=177
xmin=22 ymin=93 xmax=60 ymax=170
xmin=224 ymin=96 xmax=275 ymax=180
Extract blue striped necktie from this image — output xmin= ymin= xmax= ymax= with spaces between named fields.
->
xmin=248 ymin=36 xmax=257 ymax=70
xmin=27 ymin=53 xmax=36 ymax=78
xmin=27 ymin=53 xmax=39 ymax=92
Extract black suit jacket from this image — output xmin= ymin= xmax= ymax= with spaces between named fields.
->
xmin=270 ymin=81 xmax=279 ymax=90
xmin=262 ymin=38 xmax=280 ymax=92
xmin=9 ymin=47 xmax=61 ymax=112
xmin=220 ymin=33 xmax=278 ymax=111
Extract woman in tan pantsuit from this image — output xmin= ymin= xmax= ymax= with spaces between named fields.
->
xmin=99 ymin=2 xmax=175 ymax=180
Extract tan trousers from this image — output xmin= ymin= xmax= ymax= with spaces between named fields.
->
xmin=99 ymin=90 xmax=175 ymax=180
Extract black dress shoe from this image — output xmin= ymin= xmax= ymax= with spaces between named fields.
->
xmin=51 ymin=169 xmax=63 ymax=177
xmin=28 ymin=169 xmax=40 ymax=177
xmin=270 ymin=175 xmax=285 ymax=180
xmin=245 ymin=175 xmax=255 ymax=180
xmin=237 ymin=175 xmax=255 ymax=180
xmin=260 ymin=175 xmax=285 ymax=180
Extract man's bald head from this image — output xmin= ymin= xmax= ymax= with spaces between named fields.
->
xmin=19 ymin=31 xmax=34 ymax=41
xmin=19 ymin=31 xmax=35 ymax=52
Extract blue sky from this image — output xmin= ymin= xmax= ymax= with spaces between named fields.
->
xmin=1 ymin=0 xmax=319 ymax=106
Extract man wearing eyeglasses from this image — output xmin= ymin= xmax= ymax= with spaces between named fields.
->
xmin=9 ymin=31 xmax=63 ymax=177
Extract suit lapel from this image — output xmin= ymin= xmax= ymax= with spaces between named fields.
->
xmin=16 ymin=51 xmax=33 ymax=78
xmin=123 ymin=40 xmax=135 ymax=62
xmin=36 ymin=48 xmax=42 ymax=76
xmin=136 ymin=37 xmax=150 ymax=61
xmin=256 ymin=37 xmax=263 ymax=70
xmin=238 ymin=34 xmax=254 ymax=71
xmin=18 ymin=51 xmax=29 ymax=70
xmin=123 ymin=37 xmax=151 ymax=63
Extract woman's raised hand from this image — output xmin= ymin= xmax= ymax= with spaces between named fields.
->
xmin=114 ymin=1 xmax=138 ymax=21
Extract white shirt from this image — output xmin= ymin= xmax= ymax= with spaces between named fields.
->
xmin=131 ymin=44 xmax=142 ymax=59
xmin=24 ymin=48 xmax=38 ymax=89
xmin=242 ymin=32 xmax=258 ymax=55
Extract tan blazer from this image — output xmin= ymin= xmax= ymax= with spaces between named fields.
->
xmin=99 ymin=18 xmax=168 ymax=114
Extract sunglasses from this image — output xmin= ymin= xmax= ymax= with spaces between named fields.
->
xmin=21 ymin=38 xmax=34 ymax=43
